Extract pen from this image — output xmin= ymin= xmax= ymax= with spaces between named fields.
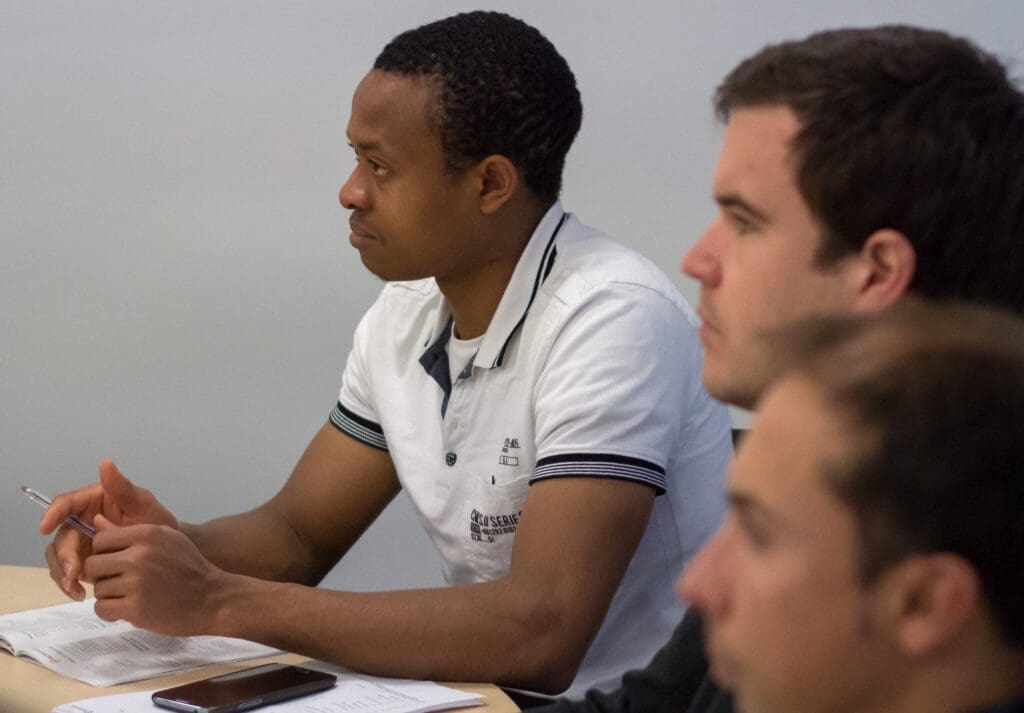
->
xmin=20 ymin=485 xmax=97 ymax=539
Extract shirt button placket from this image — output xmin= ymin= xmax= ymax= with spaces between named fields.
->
xmin=443 ymin=388 xmax=460 ymax=468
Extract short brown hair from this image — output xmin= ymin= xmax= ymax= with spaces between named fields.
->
xmin=717 ymin=26 xmax=1024 ymax=312
xmin=772 ymin=301 xmax=1024 ymax=647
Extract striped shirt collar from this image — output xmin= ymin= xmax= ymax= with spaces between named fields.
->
xmin=419 ymin=200 xmax=567 ymax=372
xmin=477 ymin=201 xmax=567 ymax=369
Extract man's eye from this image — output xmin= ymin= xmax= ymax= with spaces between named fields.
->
xmin=735 ymin=515 xmax=772 ymax=550
xmin=732 ymin=214 xmax=757 ymax=235
xmin=743 ymin=527 xmax=771 ymax=549
xmin=354 ymin=156 xmax=387 ymax=177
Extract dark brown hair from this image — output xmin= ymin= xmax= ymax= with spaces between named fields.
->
xmin=775 ymin=301 xmax=1024 ymax=647
xmin=717 ymin=26 xmax=1024 ymax=312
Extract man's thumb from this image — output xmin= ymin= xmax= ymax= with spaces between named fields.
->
xmin=98 ymin=459 xmax=137 ymax=505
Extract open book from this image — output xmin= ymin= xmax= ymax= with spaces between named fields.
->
xmin=0 ymin=598 xmax=278 ymax=686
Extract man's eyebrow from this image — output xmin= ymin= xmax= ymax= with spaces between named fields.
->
xmin=346 ymin=135 xmax=385 ymax=153
xmin=714 ymin=192 xmax=770 ymax=224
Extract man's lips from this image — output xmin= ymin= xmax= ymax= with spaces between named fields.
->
xmin=348 ymin=221 xmax=376 ymax=248
xmin=349 ymin=220 xmax=375 ymax=239
xmin=697 ymin=304 xmax=720 ymax=344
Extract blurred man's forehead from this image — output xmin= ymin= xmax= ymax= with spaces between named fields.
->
xmin=732 ymin=377 xmax=856 ymax=527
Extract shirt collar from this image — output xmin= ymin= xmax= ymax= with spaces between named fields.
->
xmin=418 ymin=200 xmax=567 ymax=372
xmin=476 ymin=200 xmax=567 ymax=369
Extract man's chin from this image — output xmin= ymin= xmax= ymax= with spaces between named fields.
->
xmin=711 ymin=658 xmax=777 ymax=713
xmin=701 ymin=359 xmax=766 ymax=410
xmin=357 ymin=255 xmax=432 ymax=284
xmin=707 ymin=650 xmax=739 ymax=689
xmin=358 ymin=255 xmax=400 ymax=283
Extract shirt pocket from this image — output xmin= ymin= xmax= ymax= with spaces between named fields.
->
xmin=461 ymin=472 xmax=532 ymax=582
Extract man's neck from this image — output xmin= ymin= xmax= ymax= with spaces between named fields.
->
xmin=439 ymin=198 xmax=551 ymax=339
xmin=860 ymin=652 xmax=1024 ymax=713
xmin=441 ymin=258 xmax=523 ymax=340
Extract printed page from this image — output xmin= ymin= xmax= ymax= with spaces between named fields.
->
xmin=0 ymin=599 xmax=278 ymax=686
xmin=54 ymin=664 xmax=483 ymax=713
xmin=0 ymin=599 xmax=114 ymax=653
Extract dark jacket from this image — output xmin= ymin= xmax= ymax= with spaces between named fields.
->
xmin=535 ymin=611 xmax=732 ymax=713
xmin=538 ymin=608 xmax=1024 ymax=713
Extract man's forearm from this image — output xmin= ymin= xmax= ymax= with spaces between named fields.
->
xmin=207 ymin=571 xmax=587 ymax=694
xmin=181 ymin=505 xmax=328 ymax=585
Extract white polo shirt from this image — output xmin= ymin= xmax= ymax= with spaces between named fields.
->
xmin=332 ymin=202 xmax=731 ymax=698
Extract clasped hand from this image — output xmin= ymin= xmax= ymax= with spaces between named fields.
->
xmin=41 ymin=459 xmax=223 ymax=636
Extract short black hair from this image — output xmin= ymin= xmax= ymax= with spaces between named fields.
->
xmin=374 ymin=11 xmax=582 ymax=204
xmin=716 ymin=26 xmax=1024 ymax=313
xmin=777 ymin=302 xmax=1024 ymax=648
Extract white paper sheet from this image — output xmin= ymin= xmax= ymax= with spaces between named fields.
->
xmin=53 ymin=661 xmax=484 ymax=713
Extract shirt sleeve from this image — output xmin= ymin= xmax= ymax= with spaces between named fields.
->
xmin=531 ymin=283 xmax=705 ymax=495
xmin=330 ymin=295 xmax=389 ymax=452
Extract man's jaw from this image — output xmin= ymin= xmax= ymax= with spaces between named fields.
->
xmin=705 ymin=635 xmax=740 ymax=689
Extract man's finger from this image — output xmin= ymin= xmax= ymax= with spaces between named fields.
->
xmin=52 ymin=524 xmax=87 ymax=573
xmin=43 ymin=541 xmax=66 ymax=587
xmin=93 ymin=597 xmax=125 ymax=623
xmin=39 ymin=485 xmax=102 ymax=535
xmin=45 ymin=535 xmax=87 ymax=601
xmin=98 ymin=459 xmax=140 ymax=508
xmin=90 ymin=518 xmax=150 ymax=554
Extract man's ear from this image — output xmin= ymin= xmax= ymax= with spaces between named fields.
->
xmin=878 ymin=554 xmax=980 ymax=656
xmin=849 ymin=229 xmax=917 ymax=312
xmin=475 ymin=155 xmax=519 ymax=215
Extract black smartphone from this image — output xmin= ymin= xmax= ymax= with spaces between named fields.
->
xmin=151 ymin=663 xmax=337 ymax=713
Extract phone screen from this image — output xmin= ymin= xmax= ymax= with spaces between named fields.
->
xmin=152 ymin=663 xmax=337 ymax=713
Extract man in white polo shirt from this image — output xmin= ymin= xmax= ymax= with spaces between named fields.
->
xmin=40 ymin=11 xmax=731 ymax=702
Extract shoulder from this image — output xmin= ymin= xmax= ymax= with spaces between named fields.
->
xmin=358 ymin=278 xmax=441 ymax=324
xmin=546 ymin=214 xmax=696 ymax=325
xmin=352 ymin=278 xmax=443 ymax=355
xmin=375 ymin=277 xmax=438 ymax=308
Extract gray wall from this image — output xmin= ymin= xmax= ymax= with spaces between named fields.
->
xmin=3 ymin=1 xmax=1022 ymax=591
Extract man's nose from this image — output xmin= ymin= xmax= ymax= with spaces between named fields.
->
xmin=339 ymin=166 xmax=367 ymax=210
xmin=677 ymin=523 xmax=734 ymax=621
xmin=681 ymin=221 xmax=722 ymax=288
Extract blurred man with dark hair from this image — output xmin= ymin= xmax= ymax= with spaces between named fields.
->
xmin=681 ymin=301 xmax=1024 ymax=713
xmin=38 ymin=11 xmax=731 ymax=700
xmin=542 ymin=23 xmax=1024 ymax=713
